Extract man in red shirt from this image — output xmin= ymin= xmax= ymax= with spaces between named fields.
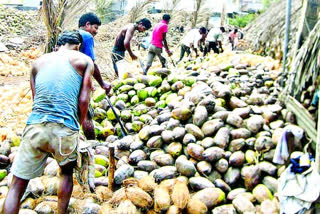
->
xmin=144 ymin=14 xmax=172 ymax=74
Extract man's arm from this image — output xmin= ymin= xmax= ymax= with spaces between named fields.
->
xmin=78 ymin=60 xmax=94 ymax=125
xmin=163 ymin=33 xmax=172 ymax=56
xmin=124 ymin=26 xmax=137 ymax=60
xmin=30 ymin=64 xmax=37 ymax=100
xmin=93 ymin=63 xmax=111 ymax=93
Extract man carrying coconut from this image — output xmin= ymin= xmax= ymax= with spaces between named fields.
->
xmin=177 ymin=27 xmax=207 ymax=63
xmin=78 ymin=12 xmax=111 ymax=140
xmin=2 ymin=30 xmax=93 ymax=214
xmin=144 ymin=14 xmax=172 ymax=74
xmin=112 ymin=18 xmax=152 ymax=76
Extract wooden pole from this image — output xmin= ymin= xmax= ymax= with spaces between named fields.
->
xmin=108 ymin=145 xmax=115 ymax=191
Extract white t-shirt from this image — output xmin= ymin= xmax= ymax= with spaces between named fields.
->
xmin=181 ymin=29 xmax=202 ymax=48
xmin=207 ymin=28 xmax=222 ymax=42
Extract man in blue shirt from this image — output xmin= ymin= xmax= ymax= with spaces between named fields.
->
xmin=78 ymin=13 xmax=111 ymax=140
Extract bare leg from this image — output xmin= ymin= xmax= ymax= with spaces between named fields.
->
xmin=58 ymin=161 xmax=76 ymax=214
xmin=3 ymin=175 xmax=29 ymax=214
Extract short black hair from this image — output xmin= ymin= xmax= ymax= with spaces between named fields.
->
xmin=199 ymin=27 xmax=207 ymax=34
xmin=163 ymin=14 xmax=171 ymax=21
xmin=57 ymin=30 xmax=83 ymax=46
xmin=137 ymin=18 xmax=152 ymax=30
xmin=220 ymin=27 xmax=226 ymax=33
xmin=78 ymin=13 xmax=101 ymax=27
xmin=234 ymin=29 xmax=238 ymax=33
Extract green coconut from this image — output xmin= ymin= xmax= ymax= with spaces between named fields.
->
xmin=94 ymin=155 xmax=109 ymax=167
xmin=148 ymin=75 xmax=162 ymax=87
xmin=92 ymin=88 xmax=106 ymax=102
xmin=137 ymin=89 xmax=148 ymax=100
xmin=107 ymin=107 xmax=120 ymax=121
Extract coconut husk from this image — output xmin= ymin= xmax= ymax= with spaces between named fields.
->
xmin=123 ymin=178 xmax=139 ymax=188
xmin=99 ymin=202 xmax=113 ymax=214
xmin=166 ymin=205 xmax=181 ymax=214
xmin=186 ymin=198 xmax=207 ymax=214
xmin=159 ymin=179 xmax=177 ymax=193
xmin=116 ymin=200 xmax=138 ymax=214
xmin=154 ymin=186 xmax=171 ymax=212
xmin=109 ymin=188 xmax=127 ymax=205
xmin=95 ymin=186 xmax=113 ymax=202
xmin=171 ymin=181 xmax=190 ymax=209
xmin=138 ymin=176 xmax=157 ymax=192
xmin=72 ymin=184 xmax=85 ymax=199
xmin=126 ymin=186 xmax=153 ymax=208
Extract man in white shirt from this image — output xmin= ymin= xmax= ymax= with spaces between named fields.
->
xmin=204 ymin=27 xmax=225 ymax=56
xmin=177 ymin=27 xmax=207 ymax=63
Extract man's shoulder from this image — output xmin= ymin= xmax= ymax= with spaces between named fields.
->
xmin=79 ymin=30 xmax=93 ymax=40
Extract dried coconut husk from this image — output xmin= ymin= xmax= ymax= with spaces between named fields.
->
xmin=159 ymin=179 xmax=176 ymax=193
xmin=123 ymin=178 xmax=139 ymax=188
xmin=72 ymin=184 xmax=85 ymax=199
xmin=171 ymin=181 xmax=190 ymax=209
xmin=126 ymin=186 xmax=153 ymax=208
xmin=154 ymin=186 xmax=171 ymax=212
xmin=138 ymin=176 xmax=157 ymax=192
xmin=166 ymin=205 xmax=181 ymax=214
xmin=109 ymin=188 xmax=127 ymax=205
xmin=186 ymin=198 xmax=207 ymax=214
xmin=99 ymin=202 xmax=113 ymax=214
xmin=34 ymin=201 xmax=57 ymax=214
xmin=116 ymin=200 xmax=138 ymax=214
xmin=146 ymin=210 xmax=157 ymax=214
xmin=95 ymin=186 xmax=113 ymax=202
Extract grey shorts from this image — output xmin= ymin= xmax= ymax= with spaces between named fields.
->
xmin=11 ymin=123 xmax=79 ymax=180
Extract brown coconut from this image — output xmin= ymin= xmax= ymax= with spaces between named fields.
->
xmin=171 ymin=181 xmax=190 ymax=209
xmin=116 ymin=200 xmax=137 ymax=214
xmin=95 ymin=186 xmax=113 ymax=202
xmin=166 ymin=205 xmax=181 ymax=214
xmin=138 ymin=176 xmax=157 ymax=192
xmin=159 ymin=179 xmax=177 ymax=193
xmin=126 ymin=186 xmax=153 ymax=208
xmin=186 ymin=198 xmax=207 ymax=214
xmin=109 ymin=188 xmax=127 ymax=205
xmin=99 ymin=202 xmax=113 ymax=214
xmin=154 ymin=185 xmax=171 ymax=212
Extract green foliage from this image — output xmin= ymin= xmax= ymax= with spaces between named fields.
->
xmin=228 ymin=14 xmax=257 ymax=28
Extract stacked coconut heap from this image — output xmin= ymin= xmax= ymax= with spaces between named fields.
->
xmin=86 ymin=52 xmax=297 ymax=213
xmin=0 ymin=53 xmax=304 ymax=214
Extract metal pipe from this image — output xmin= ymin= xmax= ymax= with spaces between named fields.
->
xmin=281 ymin=0 xmax=292 ymax=87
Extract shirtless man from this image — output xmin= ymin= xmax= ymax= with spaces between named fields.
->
xmin=111 ymin=18 xmax=152 ymax=76
xmin=2 ymin=30 xmax=93 ymax=214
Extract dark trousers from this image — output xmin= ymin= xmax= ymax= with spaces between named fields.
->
xmin=178 ymin=44 xmax=191 ymax=62
xmin=204 ymin=41 xmax=220 ymax=56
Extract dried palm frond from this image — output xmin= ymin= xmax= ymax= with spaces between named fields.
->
xmin=191 ymin=0 xmax=209 ymax=28
xmin=128 ymin=0 xmax=153 ymax=23
xmin=42 ymin=0 xmax=91 ymax=53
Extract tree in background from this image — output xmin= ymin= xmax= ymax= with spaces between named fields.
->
xmin=191 ymin=0 xmax=209 ymax=28
xmin=162 ymin=0 xmax=182 ymax=16
xmin=42 ymin=0 xmax=90 ymax=53
xmin=128 ymin=0 xmax=152 ymax=23
xmin=262 ymin=0 xmax=280 ymax=11
xmin=94 ymin=0 xmax=114 ymax=23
